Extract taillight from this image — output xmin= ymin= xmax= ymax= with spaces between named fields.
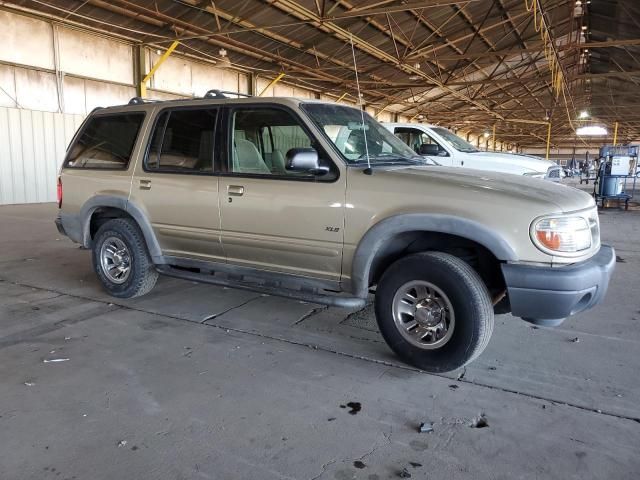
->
xmin=57 ymin=176 xmax=63 ymax=208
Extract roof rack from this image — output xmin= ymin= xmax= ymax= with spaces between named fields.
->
xmin=203 ymin=89 xmax=253 ymax=99
xmin=126 ymin=90 xmax=252 ymax=106
xmin=127 ymin=96 xmax=160 ymax=105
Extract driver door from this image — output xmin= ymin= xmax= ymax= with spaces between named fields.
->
xmin=218 ymin=105 xmax=346 ymax=282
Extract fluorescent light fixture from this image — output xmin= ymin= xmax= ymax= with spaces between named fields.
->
xmin=579 ymin=110 xmax=589 ymax=118
xmin=576 ymin=125 xmax=607 ymax=136
xmin=483 ymin=131 xmax=491 ymax=138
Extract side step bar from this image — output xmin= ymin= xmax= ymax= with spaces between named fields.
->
xmin=156 ymin=265 xmax=367 ymax=309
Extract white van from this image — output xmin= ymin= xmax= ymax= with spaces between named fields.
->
xmin=385 ymin=123 xmax=562 ymax=181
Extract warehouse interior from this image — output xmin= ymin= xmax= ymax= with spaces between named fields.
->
xmin=0 ymin=1 xmax=639 ymax=479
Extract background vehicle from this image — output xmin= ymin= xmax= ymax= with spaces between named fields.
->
xmin=385 ymin=122 xmax=562 ymax=181
xmin=55 ymin=95 xmax=614 ymax=373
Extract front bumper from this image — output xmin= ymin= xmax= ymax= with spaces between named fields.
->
xmin=501 ymin=245 xmax=615 ymax=326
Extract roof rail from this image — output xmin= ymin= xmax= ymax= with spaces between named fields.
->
xmin=203 ymin=89 xmax=253 ymax=99
xmin=128 ymin=96 xmax=159 ymax=105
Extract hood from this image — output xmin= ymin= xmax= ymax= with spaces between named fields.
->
xmin=380 ymin=165 xmax=593 ymax=212
xmin=464 ymin=151 xmax=556 ymax=174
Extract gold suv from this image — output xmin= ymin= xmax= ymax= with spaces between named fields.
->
xmin=55 ymin=91 xmax=615 ymax=372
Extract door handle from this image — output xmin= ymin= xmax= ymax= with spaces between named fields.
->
xmin=227 ymin=185 xmax=244 ymax=196
xmin=139 ymin=179 xmax=152 ymax=190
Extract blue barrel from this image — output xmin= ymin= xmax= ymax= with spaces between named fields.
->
xmin=602 ymin=177 xmax=622 ymax=196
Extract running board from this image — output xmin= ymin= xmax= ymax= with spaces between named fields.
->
xmin=156 ymin=265 xmax=367 ymax=309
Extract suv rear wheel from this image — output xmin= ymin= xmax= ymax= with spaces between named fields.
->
xmin=375 ymin=252 xmax=494 ymax=372
xmin=91 ymin=218 xmax=158 ymax=298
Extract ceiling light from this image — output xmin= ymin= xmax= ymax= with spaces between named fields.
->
xmin=581 ymin=25 xmax=587 ymax=30
xmin=579 ymin=110 xmax=589 ymax=119
xmin=577 ymin=125 xmax=607 ymax=136
xmin=413 ymin=62 xmax=421 ymax=69
xmin=218 ymin=48 xmax=227 ymax=57
xmin=483 ymin=131 xmax=491 ymax=138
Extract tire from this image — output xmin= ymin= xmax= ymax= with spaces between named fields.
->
xmin=91 ymin=218 xmax=158 ymax=298
xmin=374 ymin=252 xmax=494 ymax=372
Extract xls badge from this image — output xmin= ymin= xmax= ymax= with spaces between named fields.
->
xmin=325 ymin=226 xmax=340 ymax=233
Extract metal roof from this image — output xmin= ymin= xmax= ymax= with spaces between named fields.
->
xmin=6 ymin=0 xmax=639 ymax=148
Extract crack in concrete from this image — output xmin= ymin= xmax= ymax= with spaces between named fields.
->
xmin=3 ymin=276 xmax=640 ymax=425
xmin=293 ymin=305 xmax=328 ymax=326
xmin=200 ymin=295 xmax=262 ymax=324
xmin=309 ymin=458 xmax=337 ymax=480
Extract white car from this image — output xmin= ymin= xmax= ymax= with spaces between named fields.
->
xmin=385 ymin=123 xmax=562 ymax=181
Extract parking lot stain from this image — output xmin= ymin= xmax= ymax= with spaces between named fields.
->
xmin=353 ymin=460 xmax=366 ymax=469
xmin=340 ymin=402 xmax=362 ymax=415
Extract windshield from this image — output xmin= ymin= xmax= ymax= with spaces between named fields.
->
xmin=302 ymin=103 xmax=425 ymax=165
xmin=431 ymin=127 xmax=479 ymax=153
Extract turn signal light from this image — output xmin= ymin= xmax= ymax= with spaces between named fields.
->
xmin=532 ymin=216 xmax=591 ymax=253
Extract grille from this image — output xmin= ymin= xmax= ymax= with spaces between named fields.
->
xmin=546 ymin=166 xmax=561 ymax=178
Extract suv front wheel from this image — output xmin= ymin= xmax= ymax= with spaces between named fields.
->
xmin=375 ymin=252 xmax=494 ymax=372
xmin=91 ymin=218 xmax=158 ymax=298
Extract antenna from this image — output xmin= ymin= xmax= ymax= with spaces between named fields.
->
xmin=350 ymin=34 xmax=372 ymax=174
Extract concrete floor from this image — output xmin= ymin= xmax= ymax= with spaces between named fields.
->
xmin=0 ymin=200 xmax=639 ymax=480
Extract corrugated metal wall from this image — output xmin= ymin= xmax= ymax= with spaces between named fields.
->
xmin=0 ymin=107 xmax=84 ymax=205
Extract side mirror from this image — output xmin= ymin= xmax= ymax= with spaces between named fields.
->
xmin=285 ymin=148 xmax=329 ymax=176
xmin=418 ymin=144 xmax=440 ymax=156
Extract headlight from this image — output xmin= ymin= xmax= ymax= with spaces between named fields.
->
xmin=531 ymin=216 xmax=592 ymax=254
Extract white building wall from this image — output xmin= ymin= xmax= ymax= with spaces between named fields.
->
xmin=0 ymin=107 xmax=83 ymax=204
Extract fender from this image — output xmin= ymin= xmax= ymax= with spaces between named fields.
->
xmin=79 ymin=195 xmax=164 ymax=262
xmin=350 ymin=213 xmax=518 ymax=297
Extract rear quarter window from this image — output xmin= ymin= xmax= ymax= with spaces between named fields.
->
xmin=64 ymin=113 xmax=145 ymax=169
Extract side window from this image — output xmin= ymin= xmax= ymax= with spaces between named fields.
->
xmin=231 ymin=108 xmax=318 ymax=177
xmin=146 ymin=108 xmax=217 ymax=173
xmin=65 ymin=113 xmax=144 ymax=169
xmin=394 ymin=127 xmax=440 ymax=154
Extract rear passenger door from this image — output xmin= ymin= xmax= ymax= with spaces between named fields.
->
xmin=130 ymin=106 xmax=224 ymax=262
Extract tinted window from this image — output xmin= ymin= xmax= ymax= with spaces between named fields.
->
xmin=231 ymin=108 xmax=319 ymax=177
xmin=65 ymin=113 xmax=144 ymax=169
xmin=146 ymin=108 xmax=217 ymax=173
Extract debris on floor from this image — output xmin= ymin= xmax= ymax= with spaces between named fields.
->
xmin=470 ymin=414 xmax=489 ymax=429
xmin=418 ymin=422 xmax=434 ymax=433
xmin=117 ymin=440 xmax=127 ymax=447
xmin=569 ymin=337 xmax=580 ymax=343
xmin=43 ymin=358 xmax=69 ymax=363
xmin=409 ymin=462 xmax=422 ymax=468
xmin=457 ymin=368 xmax=466 ymax=380
xmin=340 ymin=402 xmax=362 ymax=415
xmin=448 ymin=384 xmax=459 ymax=390
xmin=398 ymin=467 xmax=412 ymax=478
xmin=24 ymin=381 xmax=35 ymax=387
xmin=488 ymin=366 xmax=497 ymax=370
xmin=616 ymin=256 xmax=626 ymax=263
